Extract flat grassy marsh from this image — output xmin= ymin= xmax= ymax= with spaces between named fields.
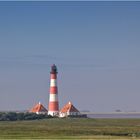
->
xmin=0 ymin=118 xmax=140 ymax=139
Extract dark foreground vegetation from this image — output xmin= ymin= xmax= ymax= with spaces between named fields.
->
xmin=0 ymin=118 xmax=140 ymax=139
xmin=0 ymin=112 xmax=51 ymax=121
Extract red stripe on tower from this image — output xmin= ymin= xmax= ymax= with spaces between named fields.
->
xmin=48 ymin=64 xmax=59 ymax=116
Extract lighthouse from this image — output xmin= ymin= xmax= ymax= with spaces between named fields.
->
xmin=48 ymin=64 xmax=59 ymax=116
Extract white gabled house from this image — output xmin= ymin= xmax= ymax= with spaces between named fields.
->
xmin=59 ymin=101 xmax=80 ymax=118
xmin=29 ymin=102 xmax=48 ymax=114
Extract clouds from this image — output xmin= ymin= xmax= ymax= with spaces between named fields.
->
xmin=0 ymin=52 xmax=139 ymax=72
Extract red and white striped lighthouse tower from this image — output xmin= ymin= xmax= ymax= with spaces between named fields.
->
xmin=48 ymin=64 xmax=59 ymax=116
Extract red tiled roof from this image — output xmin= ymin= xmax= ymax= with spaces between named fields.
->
xmin=30 ymin=102 xmax=48 ymax=113
xmin=60 ymin=102 xmax=79 ymax=113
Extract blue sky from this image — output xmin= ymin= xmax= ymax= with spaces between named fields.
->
xmin=0 ymin=1 xmax=140 ymax=112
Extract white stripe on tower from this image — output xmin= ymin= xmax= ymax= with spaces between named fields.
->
xmin=50 ymin=79 xmax=57 ymax=87
xmin=49 ymin=94 xmax=58 ymax=102
xmin=48 ymin=64 xmax=59 ymax=116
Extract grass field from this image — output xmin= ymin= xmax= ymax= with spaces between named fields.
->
xmin=0 ymin=118 xmax=140 ymax=139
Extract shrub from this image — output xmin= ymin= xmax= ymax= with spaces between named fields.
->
xmin=0 ymin=112 xmax=50 ymax=121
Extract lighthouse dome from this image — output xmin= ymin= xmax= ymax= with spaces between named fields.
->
xmin=51 ymin=64 xmax=57 ymax=74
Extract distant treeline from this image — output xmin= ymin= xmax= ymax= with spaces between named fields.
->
xmin=0 ymin=112 xmax=52 ymax=121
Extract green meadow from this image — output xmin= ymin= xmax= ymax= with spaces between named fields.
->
xmin=0 ymin=118 xmax=140 ymax=139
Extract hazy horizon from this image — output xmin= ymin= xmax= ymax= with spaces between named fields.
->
xmin=0 ymin=1 xmax=140 ymax=112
